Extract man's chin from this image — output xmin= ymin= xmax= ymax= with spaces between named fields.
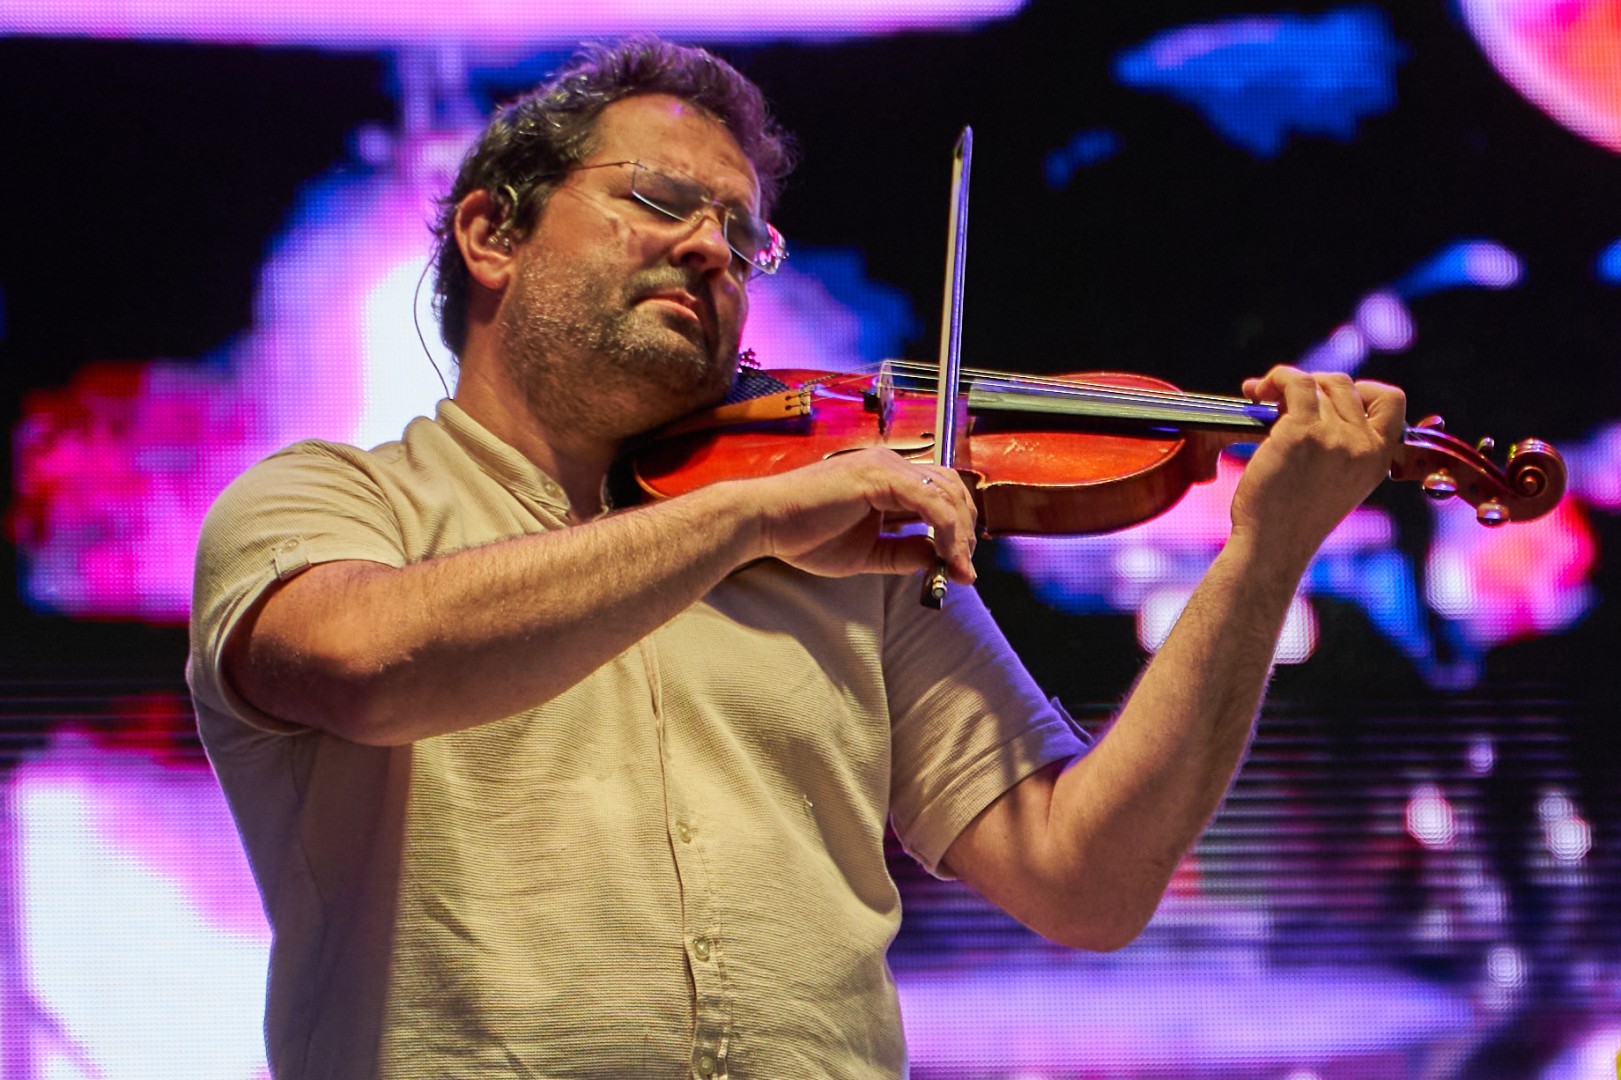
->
xmin=622 ymin=337 xmax=734 ymax=405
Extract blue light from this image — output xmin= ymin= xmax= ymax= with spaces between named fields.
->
xmin=1394 ymin=240 xmax=1523 ymax=298
xmin=1113 ymin=7 xmax=1403 ymax=159
xmin=1598 ymin=238 xmax=1621 ymax=284
xmin=1044 ymin=128 xmax=1122 ymax=188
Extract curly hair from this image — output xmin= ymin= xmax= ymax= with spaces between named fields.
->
xmin=429 ymin=37 xmax=796 ymax=357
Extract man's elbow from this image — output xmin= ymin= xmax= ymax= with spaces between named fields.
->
xmin=231 ymin=632 xmax=417 ymax=746
xmin=1031 ymin=879 xmax=1161 ymax=953
xmin=1037 ymin=901 xmax=1154 ymax=953
xmin=1045 ymin=911 xmax=1152 ymax=953
xmin=293 ymin=644 xmax=432 ymax=746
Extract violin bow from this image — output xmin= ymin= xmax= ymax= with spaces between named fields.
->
xmin=921 ymin=126 xmax=973 ymax=609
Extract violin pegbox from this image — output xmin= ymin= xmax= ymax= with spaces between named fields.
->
xmin=1392 ymin=417 xmax=1567 ymax=525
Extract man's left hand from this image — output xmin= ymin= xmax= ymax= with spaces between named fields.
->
xmin=1229 ymin=365 xmax=1407 ymax=575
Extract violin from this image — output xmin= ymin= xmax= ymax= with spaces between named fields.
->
xmin=630 ymin=359 xmax=1568 ymax=536
xmin=636 ymin=125 xmax=1565 ymax=605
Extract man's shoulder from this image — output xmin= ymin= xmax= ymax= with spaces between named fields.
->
xmin=262 ymin=413 xmax=448 ymax=470
xmin=228 ymin=414 xmax=457 ymax=496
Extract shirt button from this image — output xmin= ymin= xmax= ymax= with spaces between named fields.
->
xmin=676 ymin=822 xmax=693 ymax=843
xmin=697 ymin=1054 xmax=716 ymax=1076
xmin=693 ymin=936 xmax=711 ymax=961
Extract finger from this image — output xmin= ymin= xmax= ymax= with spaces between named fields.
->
xmin=925 ymin=467 xmax=978 ymax=579
xmin=1314 ymin=372 xmax=1368 ymax=425
xmin=1244 ymin=365 xmax=1319 ymax=419
xmin=865 ymin=534 xmax=946 ymax=577
xmin=1355 ymin=379 xmax=1408 ymax=443
xmin=918 ymin=464 xmax=978 ymax=534
xmin=888 ymin=465 xmax=976 ymax=582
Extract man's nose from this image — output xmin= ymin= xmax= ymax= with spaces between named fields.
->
xmin=672 ymin=207 xmax=736 ymax=275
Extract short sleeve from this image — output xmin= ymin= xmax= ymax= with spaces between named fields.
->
xmin=188 ymin=442 xmax=409 ymax=735
xmin=884 ymin=581 xmax=1092 ymax=878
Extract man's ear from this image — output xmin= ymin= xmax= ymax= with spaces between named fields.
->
xmin=453 ymin=188 xmax=520 ymax=291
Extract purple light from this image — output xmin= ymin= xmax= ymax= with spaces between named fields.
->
xmin=896 ymin=959 xmax=1470 ymax=1070
xmin=1354 ymin=290 xmax=1416 ymax=352
xmin=1461 ymin=241 xmax=1524 ymax=288
xmin=1567 ymin=422 xmax=1621 ymax=507
xmin=1485 ymin=945 xmax=1527 ymax=989
xmin=1300 ymin=323 xmax=1368 ymax=374
xmin=1143 ymin=18 xmax=1280 ymax=70
xmin=0 ymin=0 xmax=1027 ymax=49
xmin=1395 ymin=239 xmax=1525 ymax=298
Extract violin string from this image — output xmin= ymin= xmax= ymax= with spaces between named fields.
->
xmin=802 ymin=364 xmax=1265 ymax=424
xmin=966 ymin=371 xmax=1255 ymax=412
xmin=868 ymin=360 xmax=1267 ymax=418
xmin=875 ymin=359 xmax=1256 ymax=408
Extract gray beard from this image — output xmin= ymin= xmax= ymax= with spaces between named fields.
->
xmin=497 ymin=259 xmax=738 ymax=442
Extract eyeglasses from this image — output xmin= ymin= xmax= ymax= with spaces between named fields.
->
xmin=562 ymin=160 xmax=787 ymax=278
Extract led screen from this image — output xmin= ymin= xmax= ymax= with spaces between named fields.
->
xmin=2 ymin=1 xmax=1618 ymax=1077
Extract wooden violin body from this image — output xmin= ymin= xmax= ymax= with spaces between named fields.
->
xmin=631 ymin=365 xmax=1567 ymax=537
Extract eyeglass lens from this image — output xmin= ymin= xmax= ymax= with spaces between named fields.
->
xmin=630 ymin=164 xmax=786 ymax=276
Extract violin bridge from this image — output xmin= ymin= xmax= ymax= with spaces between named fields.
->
xmin=874 ymin=360 xmax=898 ymax=436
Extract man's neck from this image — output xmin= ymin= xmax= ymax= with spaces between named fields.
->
xmin=452 ymin=366 xmax=617 ymax=522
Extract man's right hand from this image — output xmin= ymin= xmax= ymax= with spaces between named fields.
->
xmin=737 ymin=447 xmax=977 ymax=585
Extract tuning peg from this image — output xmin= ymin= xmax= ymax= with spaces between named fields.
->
xmin=1476 ymin=499 xmax=1509 ymax=526
xmin=1422 ymin=469 xmax=1458 ymax=500
xmin=1416 ymin=415 xmax=1446 ymax=431
xmin=1476 ymin=436 xmax=1495 ymax=456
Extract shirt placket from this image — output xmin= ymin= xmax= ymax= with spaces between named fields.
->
xmin=640 ymin=635 xmax=732 ymax=1079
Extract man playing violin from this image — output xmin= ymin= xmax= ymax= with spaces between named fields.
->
xmin=189 ymin=37 xmax=1406 ymax=1080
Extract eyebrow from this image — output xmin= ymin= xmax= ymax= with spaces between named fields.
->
xmin=640 ymin=160 xmax=761 ymax=213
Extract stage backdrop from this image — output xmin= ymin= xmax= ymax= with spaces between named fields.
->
xmin=2 ymin=1 xmax=1618 ymax=1077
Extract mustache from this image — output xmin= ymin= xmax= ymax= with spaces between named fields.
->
xmin=628 ymin=269 xmax=709 ymax=303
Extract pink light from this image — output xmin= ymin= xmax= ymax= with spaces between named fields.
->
xmin=1538 ymin=786 xmax=1593 ymax=863
xmin=1546 ymin=815 xmax=1593 ymax=862
xmin=1405 ymin=782 xmax=1457 ymax=849
xmin=1425 ymin=496 xmax=1596 ymax=646
xmin=10 ymin=123 xmax=922 ymax=621
xmin=9 ymin=735 xmax=271 ymax=1076
xmin=0 ymin=0 xmax=1027 ymax=50
xmin=1460 ymin=0 xmax=1621 ymax=154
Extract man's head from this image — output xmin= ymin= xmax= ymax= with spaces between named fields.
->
xmin=431 ymin=38 xmax=795 ymax=359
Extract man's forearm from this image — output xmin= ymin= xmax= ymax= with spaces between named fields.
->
xmin=231 ymin=480 xmax=765 ymax=744
xmin=1039 ymin=532 xmax=1305 ymax=943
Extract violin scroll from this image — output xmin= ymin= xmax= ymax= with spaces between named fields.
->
xmin=1392 ymin=424 xmax=1566 ymax=526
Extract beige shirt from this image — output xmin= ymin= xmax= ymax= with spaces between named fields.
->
xmin=189 ymin=401 xmax=1086 ymax=1080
